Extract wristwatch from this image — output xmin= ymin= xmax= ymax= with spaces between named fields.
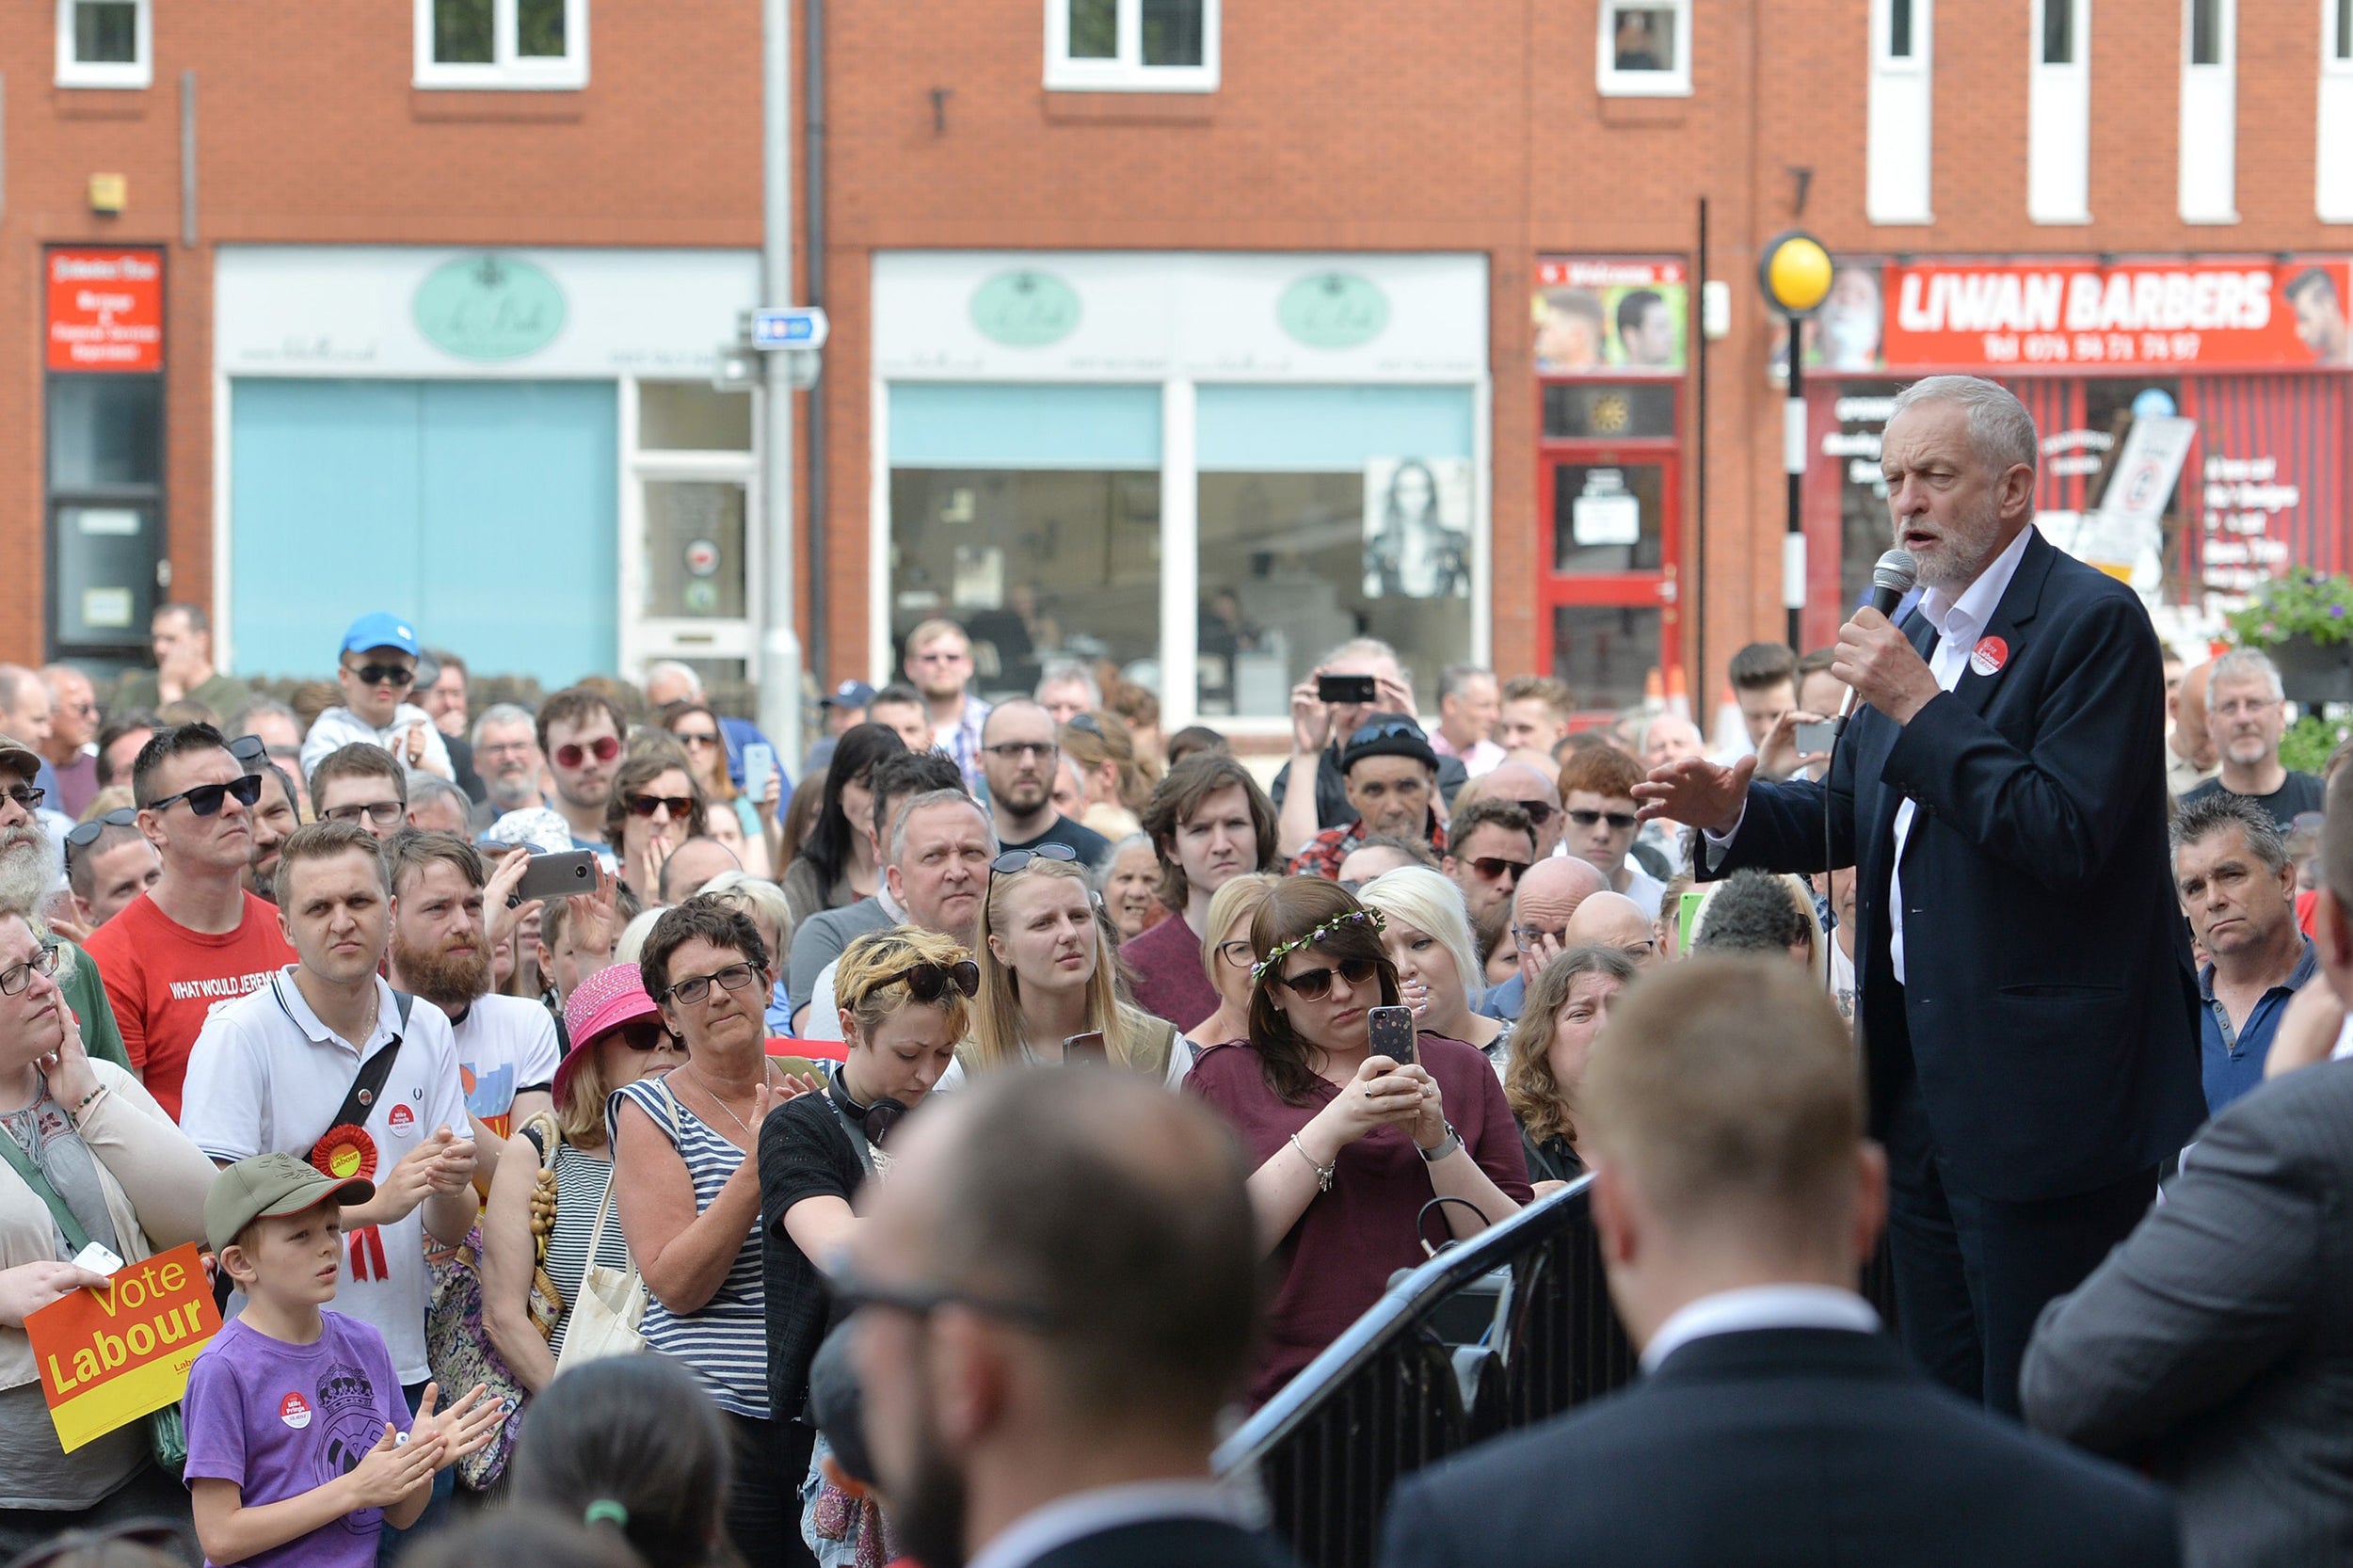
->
xmin=1418 ymin=1122 xmax=1463 ymax=1163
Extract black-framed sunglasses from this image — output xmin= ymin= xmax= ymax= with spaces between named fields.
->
xmin=1467 ymin=856 xmax=1532 ymax=883
xmin=228 ymin=733 xmax=269 ymax=771
xmin=872 ymin=959 xmax=981 ymax=1004
xmin=830 ymin=1264 xmax=1057 ymax=1331
xmin=625 ymin=793 xmax=696 ymax=819
xmin=1511 ymin=800 xmax=1559 ymax=828
xmin=1348 ymin=719 xmax=1423 ymax=749
xmin=1273 ymin=953 xmax=1381 ymax=1000
xmin=147 ymin=772 xmax=264 ymax=819
xmin=343 ymin=660 xmax=415 ymax=687
xmin=0 ymin=944 xmax=59 ymax=998
xmin=323 ymin=800 xmax=406 ymax=828
xmin=1566 ymin=808 xmax=1639 ymax=832
xmin=1064 ymin=712 xmax=1104 ymax=738
xmin=0 ymin=784 xmax=44 ymax=814
xmin=64 ymin=808 xmax=139 ymax=859
xmin=662 ymin=961 xmax=763 ymax=1007
xmin=614 ymin=1020 xmax=676 ymax=1052
xmin=990 ymin=843 xmax=1079 ymax=879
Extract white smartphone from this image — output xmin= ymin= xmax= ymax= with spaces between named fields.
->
xmin=72 ymin=1241 xmax=124 ymax=1277
xmin=742 ymin=743 xmax=776 ymax=805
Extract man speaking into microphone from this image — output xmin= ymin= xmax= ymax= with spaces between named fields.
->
xmin=1636 ymin=375 xmax=2201 ymax=1416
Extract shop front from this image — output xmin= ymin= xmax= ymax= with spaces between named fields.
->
xmin=868 ymin=250 xmax=1490 ymax=732
xmin=213 ymin=246 xmax=761 ymax=690
xmin=1789 ymin=254 xmax=2352 ymax=648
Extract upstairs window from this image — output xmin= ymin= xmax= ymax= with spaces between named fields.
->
xmin=416 ymin=0 xmax=588 ymax=89
xmin=1598 ymin=0 xmax=1692 ymax=96
xmin=56 ymin=0 xmax=150 ymax=89
xmin=1047 ymin=0 xmax=1220 ymax=92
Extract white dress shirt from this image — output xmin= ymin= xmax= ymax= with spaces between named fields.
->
xmin=968 ymin=1480 xmax=1252 ymax=1568
xmin=1640 ymin=1284 xmax=1882 ymax=1373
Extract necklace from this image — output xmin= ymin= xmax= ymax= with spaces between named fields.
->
xmin=684 ymin=1062 xmax=768 ymax=1143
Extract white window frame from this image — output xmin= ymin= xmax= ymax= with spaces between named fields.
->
xmin=55 ymin=0 xmax=151 ymax=90
xmin=1867 ymin=0 xmax=1934 ymax=223
xmin=413 ymin=0 xmax=590 ymax=91
xmin=2180 ymin=0 xmax=2238 ymax=222
xmin=1044 ymin=0 xmax=1220 ymax=93
xmin=2028 ymin=0 xmax=2091 ymax=223
xmin=618 ymin=378 xmax=763 ymax=685
xmin=2321 ymin=0 xmax=2353 ymax=219
xmin=1595 ymin=0 xmax=1693 ymax=98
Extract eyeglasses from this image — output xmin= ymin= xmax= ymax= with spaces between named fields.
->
xmin=553 ymin=735 xmax=622 ymax=770
xmin=1566 ymin=808 xmax=1639 ymax=832
xmin=1273 ymin=953 xmax=1381 ymax=1000
xmin=0 ymin=945 xmax=59 ymax=997
xmin=1214 ymin=937 xmax=1256 ymax=969
xmin=869 ymin=959 xmax=981 ymax=1004
xmin=323 ymin=799 xmax=406 ymax=828
xmin=64 ymin=808 xmax=139 ymax=860
xmin=661 ymin=961 xmax=763 ymax=1007
xmin=990 ymin=843 xmax=1078 ymax=879
xmin=626 ymin=794 xmax=696 ymax=819
xmin=673 ymin=730 xmax=722 ymax=750
xmin=343 ymin=661 xmax=415 ymax=688
xmin=1348 ymin=720 xmax=1424 ymax=749
xmin=982 ymin=741 xmax=1058 ymax=762
xmin=1467 ymin=856 xmax=1531 ymax=883
xmin=0 ymin=785 xmax=44 ymax=814
xmin=830 ymin=1265 xmax=1055 ymax=1331
xmin=1511 ymin=800 xmax=1559 ymax=828
xmin=1512 ymin=924 xmax=1568 ymax=948
xmin=147 ymin=773 xmax=264 ymax=819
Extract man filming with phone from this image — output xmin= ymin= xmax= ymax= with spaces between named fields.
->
xmin=1274 ymin=639 xmax=1466 ymax=858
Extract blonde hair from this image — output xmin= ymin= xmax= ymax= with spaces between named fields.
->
xmin=1197 ymin=872 xmax=1279 ymax=990
xmin=1060 ymin=712 xmax=1152 ymax=813
xmin=698 ymin=872 xmax=794 ymax=963
xmin=1354 ymin=868 xmax=1481 ymax=1009
xmin=616 ymin=906 xmax=669 ymax=965
xmin=971 ymin=857 xmax=1161 ymax=1073
xmin=835 ymin=925 xmax=974 ymax=1046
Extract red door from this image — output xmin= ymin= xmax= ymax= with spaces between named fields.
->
xmin=1534 ymin=380 xmax=1682 ymax=717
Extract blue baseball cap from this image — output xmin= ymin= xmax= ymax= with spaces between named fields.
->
xmin=822 ymin=680 xmax=877 ymax=709
xmin=341 ymin=612 xmax=421 ymax=658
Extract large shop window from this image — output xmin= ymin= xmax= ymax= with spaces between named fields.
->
xmin=1195 ymin=385 xmax=1474 ymax=719
xmin=887 ymin=384 xmax=1163 ymax=698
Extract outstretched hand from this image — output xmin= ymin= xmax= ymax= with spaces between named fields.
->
xmin=1631 ymin=755 xmax=1755 ymax=838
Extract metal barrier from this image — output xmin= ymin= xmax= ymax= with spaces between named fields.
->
xmin=1216 ymin=1178 xmax=1900 ymax=1568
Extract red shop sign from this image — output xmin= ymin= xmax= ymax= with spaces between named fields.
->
xmin=1879 ymin=258 xmax=2351 ymax=374
xmin=47 ymin=248 xmax=163 ymax=372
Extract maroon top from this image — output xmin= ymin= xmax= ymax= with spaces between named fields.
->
xmin=1124 ymin=910 xmax=1220 ymax=1033
xmin=1185 ymin=1032 xmax=1532 ymax=1407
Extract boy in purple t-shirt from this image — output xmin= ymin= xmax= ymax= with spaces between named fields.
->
xmin=184 ymin=1155 xmax=503 ymax=1568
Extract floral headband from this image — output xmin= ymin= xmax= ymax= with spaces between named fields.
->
xmin=1250 ymin=907 xmax=1387 ymax=985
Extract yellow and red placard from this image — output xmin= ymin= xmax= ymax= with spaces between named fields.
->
xmin=27 ymin=1242 xmax=219 ymax=1452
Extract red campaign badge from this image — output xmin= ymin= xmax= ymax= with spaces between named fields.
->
xmin=280 ymin=1392 xmax=312 ymax=1430
xmin=1970 ymin=635 xmax=2009 ymax=678
xmin=387 ymin=1103 xmax=415 ymax=1131
xmin=311 ymin=1124 xmax=377 ymax=1183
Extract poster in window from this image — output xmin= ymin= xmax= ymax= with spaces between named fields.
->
xmin=1534 ymin=259 xmax=1687 ymax=375
xmin=1362 ymin=458 xmax=1472 ymax=600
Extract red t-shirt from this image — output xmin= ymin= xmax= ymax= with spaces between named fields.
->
xmin=1184 ymin=1033 xmax=1532 ymax=1406
xmin=84 ymin=890 xmax=296 ymax=1121
xmin=1125 ymin=911 xmax=1220 ymax=1035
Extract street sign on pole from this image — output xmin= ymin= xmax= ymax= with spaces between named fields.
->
xmin=752 ymin=306 xmax=829 ymax=350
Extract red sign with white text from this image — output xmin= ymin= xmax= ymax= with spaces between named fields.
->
xmin=47 ymin=248 xmax=164 ymax=372
xmin=1878 ymin=259 xmax=2352 ymax=373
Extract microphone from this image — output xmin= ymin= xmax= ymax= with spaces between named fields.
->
xmin=1832 ymin=548 xmax=1919 ymax=738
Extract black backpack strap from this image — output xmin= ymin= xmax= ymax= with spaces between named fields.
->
xmin=307 ymin=990 xmax=417 ymax=1160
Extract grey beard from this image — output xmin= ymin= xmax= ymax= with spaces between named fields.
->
xmin=0 ymin=831 xmax=57 ymax=920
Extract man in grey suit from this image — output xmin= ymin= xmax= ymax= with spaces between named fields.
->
xmin=2023 ymin=764 xmax=2353 ymax=1566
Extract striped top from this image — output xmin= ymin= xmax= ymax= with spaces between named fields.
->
xmin=542 ymin=1141 xmax=630 ymax=1358
xmin=609 ymin=1078 xmax=769 ymax=1417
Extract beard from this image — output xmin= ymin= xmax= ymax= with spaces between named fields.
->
xmin=393 ymin=931 xmax=493 ymax=1010
xmin=889 ymin=1388 xmax=970 ymax=1568
xmin=0 ymin=825 xmax=55 ymax=919
xmin=1906 ymin=492 xmax=2005 ymax=592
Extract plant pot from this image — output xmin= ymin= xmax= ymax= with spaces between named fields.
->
xmin=2270 ymin=634 xmax=2353 ymax=706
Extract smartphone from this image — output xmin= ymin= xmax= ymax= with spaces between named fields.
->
xmin=742 ymin=743 xmax=776 ymax=805
xmin=1794 ymin=719 xmax=1836 ymax=758
xmin=72 ymin=1241 xmax=124 ymax=1277
xmin=512 ymin=848 xmax=600 ymax=904
xmin=1368 ymin=1004 xmax=1417 ymax=1064
xmin=1318 ymin=673 xmax=1378 ymax=706
xmin=1063 ymin=1031 xmax=1109 ymax=1064
xmin=1677 ymin=889 xmax=1706 ymax=955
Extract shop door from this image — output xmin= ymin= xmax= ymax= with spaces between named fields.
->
xmin=1535 ymin=381 xmax=1681 ymax=715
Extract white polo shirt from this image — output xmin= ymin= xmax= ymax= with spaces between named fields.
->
xmin=450 ymin=992 xmax=561 ymax=1140
xmin=182 ymin=968 xmax=472 ymax=1384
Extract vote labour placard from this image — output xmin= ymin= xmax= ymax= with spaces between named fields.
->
xmin=26 ymin=1243 xmax=220 ymax=1452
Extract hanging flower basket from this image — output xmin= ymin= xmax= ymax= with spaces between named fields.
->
xmin=2226 ymin=569 xmax=2353 ymax=705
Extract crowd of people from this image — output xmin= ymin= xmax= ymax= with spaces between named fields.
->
xmin=0 ymin=375 xmax=2350 ymax=1567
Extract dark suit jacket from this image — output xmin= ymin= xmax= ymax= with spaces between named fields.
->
xmin=1380 ymin=1327 xmax=2179 ymax=1568
xmin=1712 ymin=529 xmax=2203 ymax=1201
xmin=1024 ymin=1517 xmax=1302 ymax=1568
xmin=2023 ymin=1058 xmax=2353 ymax=1568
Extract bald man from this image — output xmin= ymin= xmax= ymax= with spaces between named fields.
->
xmin=1479 ymin=856 xmax=1609 ymax=1024
xmin=1481 ymin=760 xmax=1566 ymax=861
xmin=2166 ymin=661 xmax=2220 ymax=798
xmin=1564 ymin=889 xmax=1663 ymax=969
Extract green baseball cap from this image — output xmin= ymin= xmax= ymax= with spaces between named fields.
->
xmin=205 ymin=1152 xmax=375 ymax=1253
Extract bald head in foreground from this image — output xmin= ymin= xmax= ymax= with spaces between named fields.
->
xmin=1380 ymin=959 xmax=2179 ymax=1568
xmin=848 ymin=1070 xmax=1301 ymax=1568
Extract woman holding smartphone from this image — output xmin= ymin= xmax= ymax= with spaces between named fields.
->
xmin=961 ymin=845 xmax=1183 ymax=1084
xmin=1184 ymin=878 xmax=1527 ymax=1405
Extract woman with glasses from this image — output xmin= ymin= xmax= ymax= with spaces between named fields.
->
xmin=1504 ymin=945 xmax=1638 ymax=1192
xmin=962 ymin=846 xmax=1182 ymax=1083
xmin=604 ymin=752 xmax=711 ymax=902
xmin=0 ymin=912 xmax=216 ymax=1552
xmin=482 ymin=962 xmax=685 ymax=1397
xmin=779 ymin=725 xmax=905 ymax=930
xmin=1356 ymin=867 xmax=1507 ymax=1071
xmin=663 ymin=701 xmax=780 ymax=877
xmin=1188 ymin=872 xmax=1278 ymax=1051
xmin=1185 ymin=878 xmax=1528 ymax=1405
xmin=758 ymin=927 xmax=966 ymax=1563
xmin=611 ymin=897 xmax=814 ymax=1568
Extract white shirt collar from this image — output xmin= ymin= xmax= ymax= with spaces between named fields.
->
xmin=1915 ymin=522 xmax=2035 ymax=647
xmin=1640 ymin=1284 xmax=1881 ymax=1373
xmin=967 ymin=1480 xmax=1247 ymax=1568
xmin=271 ymin=968 xmax=407 ymax=1056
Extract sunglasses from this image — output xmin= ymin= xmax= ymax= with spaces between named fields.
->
xmin=1566 ymin=808 xmax=1639 ymax=832
xmin=554 ymin=735 xmax=622 ymax=770
xmin=1348 ymin=720 xmax=1423 ymax=748
xmin=147 ymin=772 xmax=264 ymax=818
xmin=990 ymin=843 xmax=1078 ymax=878
xmin=1467 ymin=856 xmax=1531 ymax=883
xmin=0 ymin=944 xmax=59 ymax=997
xmin=614 ymin=1020 xmax=675 ymax=1052
xmin=871 ymin=959 xmax=981 ymax=1004
xmin=64 ymin=808 xmax=139 ymax=859
xmin=626 ymin=793 xmax=696 ymax=819
xmin=1064 ymin=712 xmax=1104 ymax=737
xmin=343 ymin=661 xmax=416 ymax=687
xmin=1 ymin=784 xmax=45 ymax=814
xmin=1511 ymin=800 xmax=1559 ymax=828
xmin=829 ymin=1264 xmax=1054 ymax=1330
xmin=228 ymin=733 xmax=269 ymax=770
xmin=673 ymin=730 xmax=722 ymax=749
xmin=1273 ymin=953 xmax=1381 ymax=1000
xmin=662 ymin=960 xmax=763 ymax=1007
xmin=324 ymin=800 xmax=406 ymax=828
